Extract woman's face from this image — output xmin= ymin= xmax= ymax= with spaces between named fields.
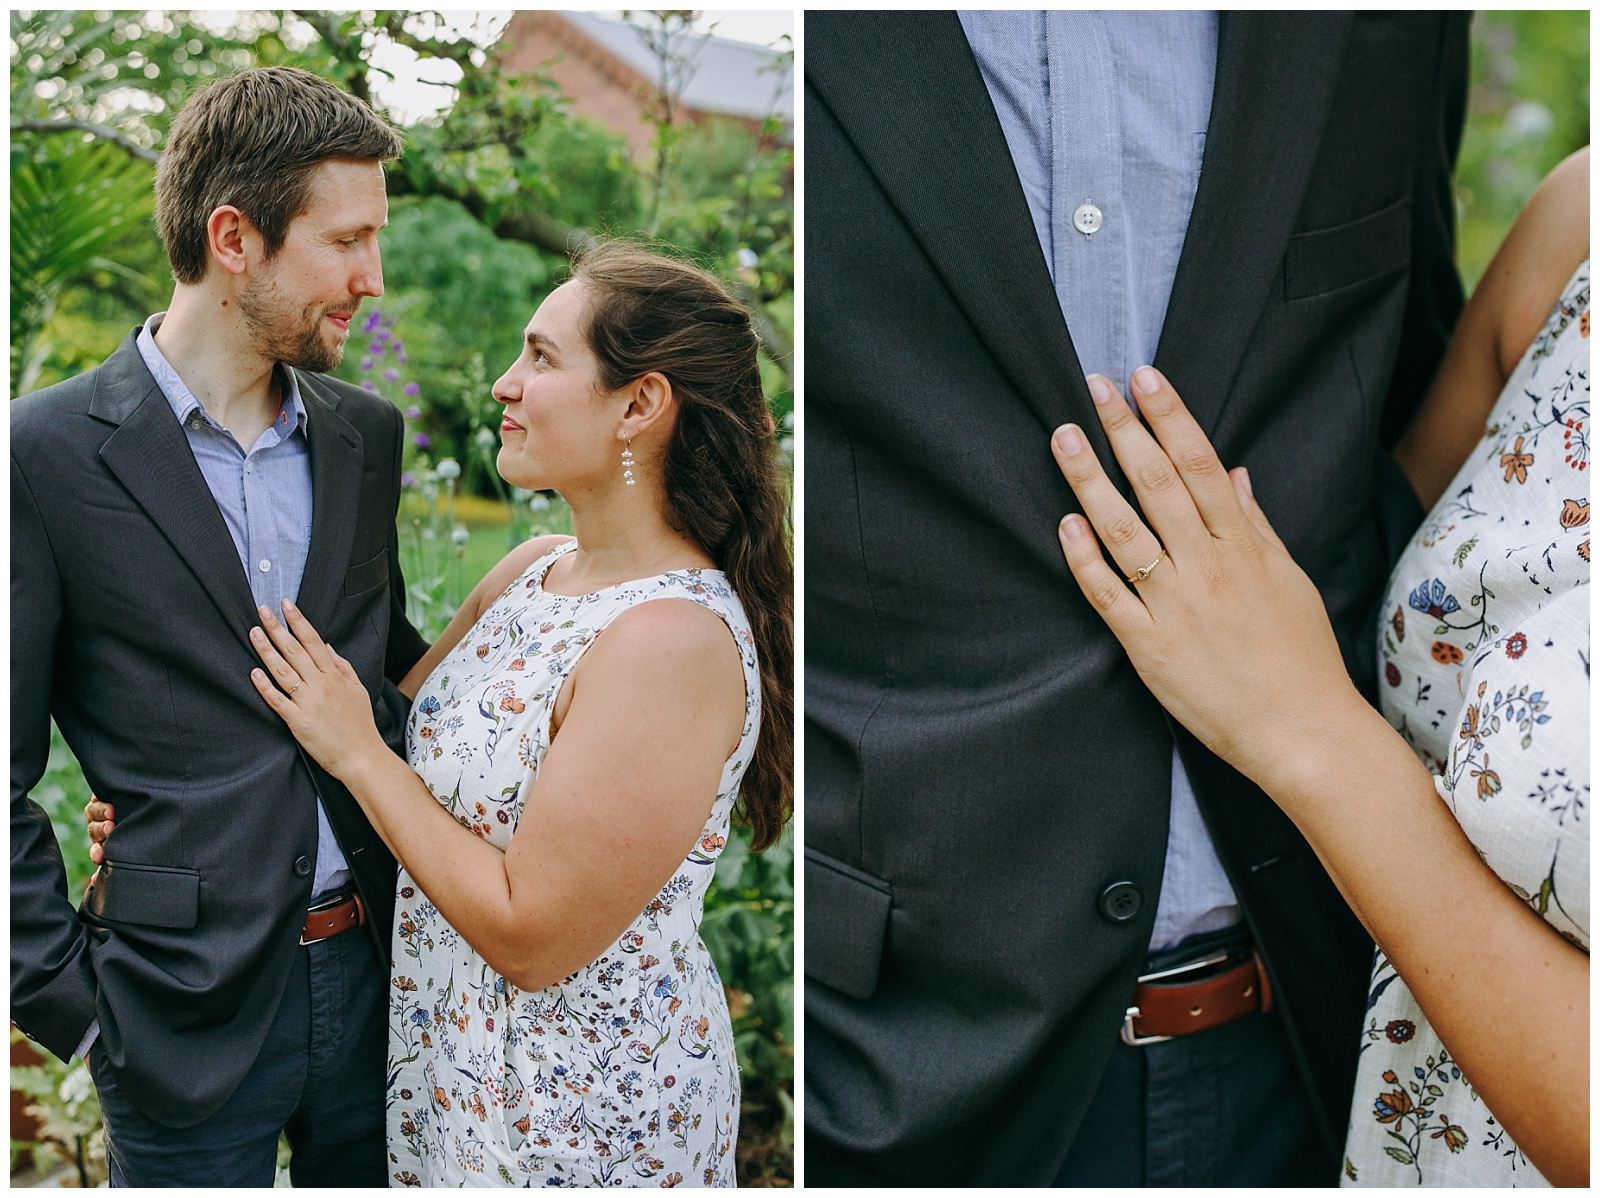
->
xmin=492 ymin=280 xmax=621 ymax=494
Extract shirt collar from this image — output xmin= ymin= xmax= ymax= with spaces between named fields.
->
xmin=137 ymin=313 xmax=309 ymax=436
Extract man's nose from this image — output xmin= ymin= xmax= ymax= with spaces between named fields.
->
xmin=354 ymin=244 xmax=383 ymax=298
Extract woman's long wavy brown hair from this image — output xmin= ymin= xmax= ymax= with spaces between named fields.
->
xmin=571 ymin=243 xmax=793 ymax=851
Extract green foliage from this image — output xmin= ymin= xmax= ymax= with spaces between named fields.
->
xmin=702 ymin=823 xmax=795 ymax=1183
xmin=9 ymin=1028 xmax=106 ymax=1188
xmin=10 ymin=136 xmax=155 ymax=393
xmin=1456 ymin=11 xmax=1589 ymax=292
xmin=37 ymin=724 xmax=96 ymax=900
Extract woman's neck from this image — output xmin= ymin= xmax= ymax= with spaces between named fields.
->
xmin=549 ymin=482 xmax=713 ymax=595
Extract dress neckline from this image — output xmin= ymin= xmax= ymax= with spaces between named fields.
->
xmin=531 ymin=539 xmax=725 ymax=600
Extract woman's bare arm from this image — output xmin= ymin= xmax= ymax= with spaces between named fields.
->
xmin=1395 ymin=145 xmax=1588 ymax=508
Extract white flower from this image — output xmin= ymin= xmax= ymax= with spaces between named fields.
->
xmin=450 ymin=527 xmax=470 ymax=547
xmin=736 ymin=247 xmax=759 ymax=269
xmin=59 ymin=1064 xmax=91 ymax=1105
xmin=528 ymin=495 xmax=552 ymax=513
xmin=474 ymin=428 xmax=497 ymax=449
xmin=436 ymin=459 xmax=462 ymax=481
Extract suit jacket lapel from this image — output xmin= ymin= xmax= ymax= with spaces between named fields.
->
xmin=807 ymin=11 xmax=1096 ymax=440
xmin=92 ymin=331 xmax=262 ymax=651
xmin=1155 ymin=12 xmax=1352 ymax=433
xmin=292 ymin=374 xmax=363 ymax=634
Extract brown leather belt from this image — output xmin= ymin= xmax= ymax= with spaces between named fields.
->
xmin=1121 ymin=948 xmax=1274 ymax=1046
xmin=300 ymin=892 xmax=366 ymax=946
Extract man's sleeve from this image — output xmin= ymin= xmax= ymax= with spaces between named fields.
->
xmin=10 ymin=451 xmax=99 ymax=1062
xmin=382 ymin=401 xmax=430 ymax=684
xmin=1378 ymin=12 xmax=1471 ymax=448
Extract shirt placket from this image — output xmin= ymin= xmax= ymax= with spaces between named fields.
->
xmin=1048 ymin=10 xmax=1126 ymax=392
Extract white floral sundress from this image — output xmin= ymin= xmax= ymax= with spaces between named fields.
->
xmin=386 ymin=541 xmax=759 ymax=1187
xmin=1342 ymin=260 xmax=1589 ymax=1187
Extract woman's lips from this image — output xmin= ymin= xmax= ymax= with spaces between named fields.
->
xmin=501 ymin=418 xmax=523 ymax=432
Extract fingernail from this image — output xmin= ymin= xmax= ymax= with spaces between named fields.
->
xmin=1086 ymin=375 xmax=1114 ymax=405
xmin=1056 ymin=424 xmax=1084 ymax=455
xmin=283 ymin=599 xmax=297 ymax=613
xmin=257 ymin=605 xmax=271 ymax=619
xmin=250 ymin=626 xmax=264 ymax=640
xmin=1133 ymin=366 xmax=1161 ymax=394
xmin=1060 ymin=514 xmax=1085 ymax=540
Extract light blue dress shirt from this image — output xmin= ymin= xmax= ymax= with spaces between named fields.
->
xmin=959 ymin=11 xmax=1242 ymax=952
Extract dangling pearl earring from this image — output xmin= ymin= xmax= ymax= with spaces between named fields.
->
xmin=622 ymin=438 xmax=636 ymax=487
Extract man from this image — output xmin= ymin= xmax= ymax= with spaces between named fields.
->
xmin=805 ymin=12 xmax=1469 ymax=1186
xmin=11 ymin=66 xmax=428 ymax=1186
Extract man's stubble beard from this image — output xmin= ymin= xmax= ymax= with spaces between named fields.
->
xmin=236 ymin=272 xmax=355 ymax=375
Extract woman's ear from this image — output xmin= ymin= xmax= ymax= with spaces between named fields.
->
xmin=620 ymin=371 xmax=675 ymax=440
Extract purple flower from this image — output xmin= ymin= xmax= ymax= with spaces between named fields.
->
xmin=404 ymin=383 xmax=420 ymax=397
xmin=401 ymin=472 xmax=417 ymax=488
xmin=361 ymin=379 xmax=375 ymax=390
xmin=414 ymin=433 xmax=430 ymax=449
xmin=361 ymin=311 xmax=382 ymax=334
xmin=383 ymin=368 xmax=399 ymax=381
xmin=368 ymin=341 xmax=384 ymax=356
xmin=405 ymin=405 xmax=422 ymax=419
xmin=376 ymin=327 xmax=391 ymax=341
xmin=395 ymin=349 xmax=408 ymax=364
xmin=392 ymin=340 xmax=404 ymax=354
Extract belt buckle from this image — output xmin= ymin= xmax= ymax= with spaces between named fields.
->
xmin=1120 ymin=1006 xmax=1171 ymax=1047
xmin=1119 ymin=948 xmax=1244 ymax=1048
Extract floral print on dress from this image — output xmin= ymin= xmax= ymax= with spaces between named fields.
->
xmin=385 ymin=540 xmax=760 ymax=1187
xmin=1346 ymin=260 xmax=1589 ymax=1188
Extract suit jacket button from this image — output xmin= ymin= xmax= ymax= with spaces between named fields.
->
xmin=1098 ymin=881 xmax=1142 ymax=923
xmin=293 ymin=855 xmax=312 ymax=877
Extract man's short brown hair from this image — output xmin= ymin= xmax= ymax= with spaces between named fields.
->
xmin=155 ymin=66 xmax=401 ymax=285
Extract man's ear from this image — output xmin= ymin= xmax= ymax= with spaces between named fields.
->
xmin=619 ymin=371 xmax=676 ymax=440
xmin=207 ymin=205 xmax=258 ymax=278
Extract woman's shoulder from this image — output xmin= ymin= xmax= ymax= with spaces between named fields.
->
xmin=1489 ymin=145 xmax=1588 ymax=378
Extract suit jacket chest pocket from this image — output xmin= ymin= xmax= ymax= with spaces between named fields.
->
xmin=1283 ymin=198 xmax=1412 ymax=301
xmin=342 ymin=548 xmax=389 ymax=601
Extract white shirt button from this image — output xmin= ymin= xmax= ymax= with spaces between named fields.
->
xmin=245 ymin=461 xmax=253 ymax=474
xmin=1073 ymin=202 xmax=1103 ymax=236
xmin=190 ymin=418 xmax=202 ymax=430
xmin=258 ymin=559 xmax=272 ymax=573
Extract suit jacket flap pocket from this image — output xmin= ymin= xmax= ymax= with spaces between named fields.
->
xmin=83 ymin=861 xmax=200 ymax=930
xmin=1284 ymin=198 xmax=1412 ymax=300
xmin=342 ymin=548 xmax=388 ymax=599
xmin=805 ymin=849 xmax=891 ymax=1000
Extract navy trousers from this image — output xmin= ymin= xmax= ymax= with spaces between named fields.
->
xmin=89 ymin=925 xmax=389 ymax=1187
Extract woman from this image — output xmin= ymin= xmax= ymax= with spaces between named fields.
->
xmin=1049 ymin=147 xmax=1586 ymax=1187
xmin=235 ymin=245 xmax=786 ymax=1185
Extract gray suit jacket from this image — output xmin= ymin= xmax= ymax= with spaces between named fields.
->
xmin=805 ymin=11 xmax=1468 ymax=1184
xmin=10 ymin=329 xmax=428 ymax=1127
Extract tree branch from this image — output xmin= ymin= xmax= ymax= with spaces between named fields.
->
xmin=10 ymin=119 xmax=160 ymax=163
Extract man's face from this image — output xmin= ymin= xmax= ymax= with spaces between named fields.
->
xmin=236 ymin=159 xmax=387 ymax=372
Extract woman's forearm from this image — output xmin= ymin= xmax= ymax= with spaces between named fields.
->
xmin=1269 ymin=698 xmax=1589 ymax=1187
xmin=340 ymin=747 xmax=553 ymax=986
